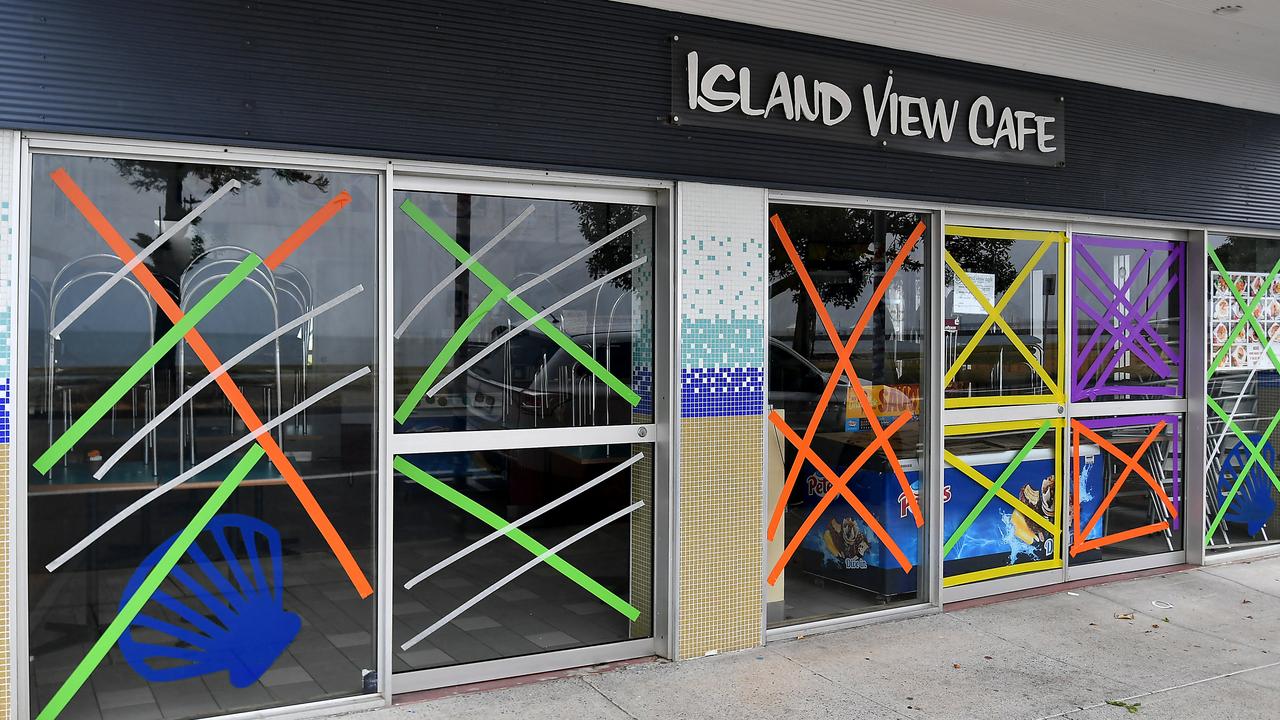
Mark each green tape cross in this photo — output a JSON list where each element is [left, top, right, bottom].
[[394, 456, 640, 621], [1205, 395, 1280, 542], [1204, 249, 1280, 544], [34, 254, 264, 473], [395, 290, 502, 423], [943, 420, 1053, 558], [36, 445, 265, 720], [395, 199, 639, 424], [1206, 250, 1280, 381]]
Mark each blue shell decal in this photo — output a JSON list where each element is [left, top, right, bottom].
[[118, 514, 301, 687], [1218, 435, 1276, 537]]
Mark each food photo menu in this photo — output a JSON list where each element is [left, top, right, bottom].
[[1211, 271, 1280, 371]]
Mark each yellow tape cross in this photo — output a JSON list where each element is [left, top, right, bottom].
[[943, 450, 1057, 537], [944, 243, 1061, 399]]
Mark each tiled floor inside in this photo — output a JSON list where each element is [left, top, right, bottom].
[[29, 518, 642, 720]]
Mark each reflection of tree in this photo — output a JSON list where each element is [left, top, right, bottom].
[[572, 201, 640, 290], [769, 206, 1016, 364], [112, 161, 329, 287], [1213, 236, 1279, 271], [770, 206, 923, 360], [942, 235, 1018, 291], [109, 160, 330, 370]]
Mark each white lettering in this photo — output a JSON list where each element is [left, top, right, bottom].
[[686, 51, 699, 111], [862, 75, 894, 137], [764, 72, 794, 120], [920, 98, 958, 141], [968, 96, 995, 146], [698, 63, 738, 112], [793, 75, 820, 121], [1014, 110, 1037, 150], [738, 67, 764, 116], [898, 95, 922, 137], [688, 56, 1056, 157], [818, 81, 851, 126], [993, 106, 1018, 149], [1035, 115, 1058, 152]]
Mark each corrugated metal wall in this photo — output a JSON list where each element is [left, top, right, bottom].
[[3, 0, 1279, 228]]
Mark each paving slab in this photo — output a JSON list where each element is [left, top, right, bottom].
[[338, 559, 1280, 720], [355, 677, 629, 720], [1202, 560, 1280, 599], [587, 649, 912, 720], [1084, 568, 1280, 653], [771, 612, 1135, 720], [1060, 670, 1280, 720], [953, 586, 1272, 690]]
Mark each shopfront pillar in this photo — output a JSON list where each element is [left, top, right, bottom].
[[674, 183, 767, 658]]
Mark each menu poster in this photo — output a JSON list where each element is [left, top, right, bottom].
[[1211, 271, 1280, 371]]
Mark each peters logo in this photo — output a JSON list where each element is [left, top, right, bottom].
[[806, 473, 833, 497], [898, 485, 951, 518]]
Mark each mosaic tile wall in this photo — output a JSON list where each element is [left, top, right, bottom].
[[0, 129, 15, 718], [676, 183, 766, 659]]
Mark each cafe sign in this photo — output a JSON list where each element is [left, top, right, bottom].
[[671, 34, 1066, 167]]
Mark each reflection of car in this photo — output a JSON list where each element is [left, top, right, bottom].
[[461, 330, 908, 431], [768, 340, 848, 432]]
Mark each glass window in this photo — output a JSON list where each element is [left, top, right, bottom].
[[1206, 234, 1280, 553], [1070, 416, 1183, 565], [391, 444, 653, 669], [766, 203, 928, 628], [943, 422, 1062, 586], [944, 227, 1064, 406], [392, 192, 654, 433], [27, 154, 378, 719], [1072, 234, 1185, 402]]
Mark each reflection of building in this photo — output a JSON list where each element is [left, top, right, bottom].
[[2, 2, 1280, 719]]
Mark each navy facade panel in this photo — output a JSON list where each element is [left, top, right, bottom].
[[2, 0, 1279, 228]]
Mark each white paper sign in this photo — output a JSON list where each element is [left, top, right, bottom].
[[953, 272, 996, 314]]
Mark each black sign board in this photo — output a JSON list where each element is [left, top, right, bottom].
[[671, 34, 1066, 167]]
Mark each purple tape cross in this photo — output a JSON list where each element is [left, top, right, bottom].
[[1072, 234, 1185, 402]]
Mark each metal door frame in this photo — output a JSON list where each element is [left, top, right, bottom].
[[761, 190, 945, 641], [941, 212, 1195, 602], [385, 168, 676, 693], [1061, 222, 1193, 582], [14, 134, 391, 720]]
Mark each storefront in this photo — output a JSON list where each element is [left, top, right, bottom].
[[2, 1, 1279, 719]]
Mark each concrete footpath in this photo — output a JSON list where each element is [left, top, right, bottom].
[[344, 558, 1280, 720]]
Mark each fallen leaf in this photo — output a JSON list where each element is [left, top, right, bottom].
[[1152, 624, 1160, 629], [953, 663, 961, 669], [1106, 699, 1142, 714], [983, 655, 993, 660]]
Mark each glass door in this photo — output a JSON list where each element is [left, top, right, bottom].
[[763, 201, 933, 631], [1203, 233, 1277, 556], [23, 149, 381, 720], [941, 219, 1068, 597], [387, 176, 665, 691], [1066, 229, 1187, 579]]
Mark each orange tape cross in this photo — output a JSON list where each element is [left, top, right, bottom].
[[50, 169, 373, 598], [1070, 420, 1176, 557], [765, 215, 926, 583]]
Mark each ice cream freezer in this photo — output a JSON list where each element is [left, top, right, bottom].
[[776, 432, 1100, 598]]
